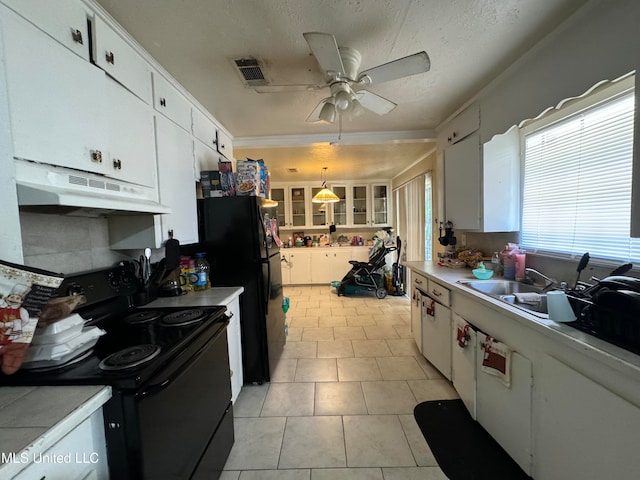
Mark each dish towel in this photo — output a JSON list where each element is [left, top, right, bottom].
[[481, 335, 512, 388]]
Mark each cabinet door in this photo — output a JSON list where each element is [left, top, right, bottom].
[[194, 138, 219, 180], [451, 314, 476, 419], [444, 103, 479, 145], [281, 253, 292, 285], [216, 129, 233, 160], [2, 0, 90, 61], [476, 337, 532, 475], [271, 188, 287, 228], [330, 185, 348, 226], [422, 301, 452, 380], [1, 5, 108, 174], [371, 183, 390, 226], [151, 72, 192, 131], [225, 297, 243, 403], [155, 115, 198, 245], [310, 187, 330, 227], [289, 187, 308, 228], [288, 250, 312, 284], [351, 184, 369, 226], [411, 287, 423, 353], [92, 16, 151, 104], [105, 77, 156, 187], [192, 107, 217, 148], [444, 133, 481, 230], [537, 355, 640, 480]]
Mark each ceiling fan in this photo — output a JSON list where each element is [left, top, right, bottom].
[[254, 32, 431, 123]]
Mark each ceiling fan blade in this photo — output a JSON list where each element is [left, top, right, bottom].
[[303, 32, 345, 76], [358, 51, 430, 85], [355, 90, 397, 115], [253, 84, 325, 93]]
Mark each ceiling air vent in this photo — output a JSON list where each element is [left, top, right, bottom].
[[233, 58, 268, 87]]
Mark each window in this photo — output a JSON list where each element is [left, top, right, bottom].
[[521, 79, 639, 262]]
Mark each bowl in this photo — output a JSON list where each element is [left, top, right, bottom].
[[472, 268, 494, 280]]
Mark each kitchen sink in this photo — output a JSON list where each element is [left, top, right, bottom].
[[458, 280, 549, 318]]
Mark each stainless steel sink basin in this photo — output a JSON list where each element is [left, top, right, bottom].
[[458, 280, 549, 318]]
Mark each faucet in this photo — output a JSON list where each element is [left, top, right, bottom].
[[524, 268, 566, 292]]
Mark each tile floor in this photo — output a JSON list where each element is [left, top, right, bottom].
[[221, 285, 459, 480]]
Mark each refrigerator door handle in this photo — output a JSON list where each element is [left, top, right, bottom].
[[265, 259, 271, 315]]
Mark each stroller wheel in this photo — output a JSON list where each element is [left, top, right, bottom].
[[337, 285, 346, 296], [375, 287, 387, 299]]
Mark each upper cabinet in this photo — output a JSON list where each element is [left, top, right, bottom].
[[192, 107, 234, 177], [272, 181, 391, 230], [442, 103, 480, 146], [0, 3, 109, 176], [153, 72, 192, 132], [91, 15, 152, 104], [442, 105, 519, 232], [1, 0, 90, 61]]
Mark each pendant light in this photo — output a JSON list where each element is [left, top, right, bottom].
[[312, 167, 340, 204]]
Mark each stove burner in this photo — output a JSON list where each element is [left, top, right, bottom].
[[124, 310, 162, 325], [99, 344, 161, 371], [160, 309, 207, 327]]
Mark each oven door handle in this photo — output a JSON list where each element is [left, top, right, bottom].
[[136, 318, 229, 400]]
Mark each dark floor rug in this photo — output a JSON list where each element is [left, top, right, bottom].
[[414, 399, 532, 480]]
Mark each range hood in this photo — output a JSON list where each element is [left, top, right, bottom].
[[15, 160, 171, 216]]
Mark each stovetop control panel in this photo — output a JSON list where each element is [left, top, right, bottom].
[[57, 263, 138, 306]]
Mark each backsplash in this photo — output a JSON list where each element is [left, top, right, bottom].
[[19, 212, 129, 274]]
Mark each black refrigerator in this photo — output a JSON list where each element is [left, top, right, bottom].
[[198, 196, 285, 384]]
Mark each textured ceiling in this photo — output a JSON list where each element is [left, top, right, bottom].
[[94, 0, 588, 181]]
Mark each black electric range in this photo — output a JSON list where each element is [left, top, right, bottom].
[[0, 264, 234, 480]]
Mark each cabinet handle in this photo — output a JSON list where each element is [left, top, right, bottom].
[[91, 150, 103, 163], [415, 279, 423, 284], [160, 97, 167, 107], [447, 136, 452, 143], [113, 159, 122, 170], [71, 28, 83, 44], [105, 51, 115, 64], [431, 289, 442, 297]]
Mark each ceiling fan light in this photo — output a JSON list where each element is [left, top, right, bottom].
[[318, 101, 336, 123], [351, 99, 365, 117], [334, 90, 352, 112], [312, 188, 340, 203]]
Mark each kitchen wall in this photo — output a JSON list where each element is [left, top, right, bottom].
[[19, 212, 129, 274]]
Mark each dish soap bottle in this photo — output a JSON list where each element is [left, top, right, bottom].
[[491, 252, 501, 275]]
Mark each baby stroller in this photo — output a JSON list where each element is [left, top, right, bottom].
[[332, 240, 397, 299]]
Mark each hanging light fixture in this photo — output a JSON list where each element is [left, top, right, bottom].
[[312, 167, 340, 204]]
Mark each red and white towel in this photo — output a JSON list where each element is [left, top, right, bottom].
[[481, 335, 512, 388]]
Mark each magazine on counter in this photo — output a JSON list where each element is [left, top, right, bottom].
[[0, 260, 64, 374]]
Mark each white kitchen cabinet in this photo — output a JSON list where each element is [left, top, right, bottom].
[[1, 5, 109, 175], [537, 355, 640, 480], [330, 185, 348, 226], [194, 138, 220, 180], [151, 71, 192, 132], [451, 314, 477, 419], [350, 183, 392, 227], [1, 0, 90, 61], [91, 15, 152, 104], [310, 186, 332, 227], [286, 250, 313, 284], [476, 335, 532, 475], [13, 408, 109, 480], [154, 114, 198, 245], [310, 249, 351, 284], [410, 271, 429, 353], [289, 186, 309, 228], [421, 279, 452, 380], [271, 187, 287, 228], [215, 128, 233, 161], [105, 76, 157, 188], [225, 295, 243, 404], [441, 103, 479, 146], [442, 113, 519, 232], [192, 105, 233, 162]]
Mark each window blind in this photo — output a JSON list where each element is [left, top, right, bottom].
[[521, 90, 639, 262]]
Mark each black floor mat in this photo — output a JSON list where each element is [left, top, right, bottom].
[[413, 399, 532, 480]]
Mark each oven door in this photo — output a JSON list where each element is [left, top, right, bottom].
[[132, 323, 232, 479]]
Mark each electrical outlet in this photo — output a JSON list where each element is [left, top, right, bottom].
[[460, 234, 467, 246]]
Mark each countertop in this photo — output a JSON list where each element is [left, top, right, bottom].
[[147, 286, 244, 308], [0, 385, 111, 479], [404, 261, 640, 377]]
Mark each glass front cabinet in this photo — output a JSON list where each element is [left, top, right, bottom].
[[270, 182, 391, 229]]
